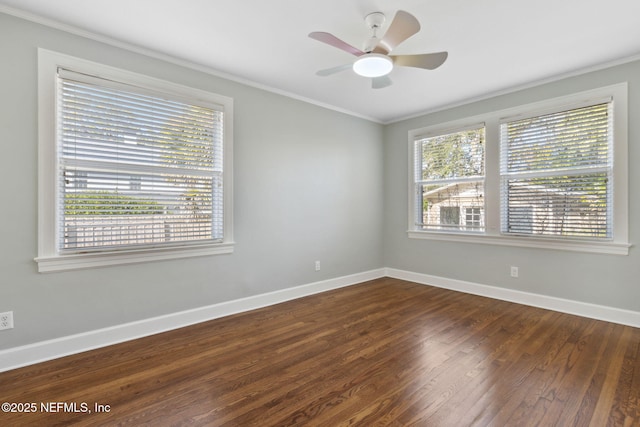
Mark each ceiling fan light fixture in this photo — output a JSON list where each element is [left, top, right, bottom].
[[352, 53, 393, 77]]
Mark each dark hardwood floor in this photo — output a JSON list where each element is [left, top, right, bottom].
[[1, 277, 639, 426]]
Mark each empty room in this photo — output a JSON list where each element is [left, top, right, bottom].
[[0, 1, 639, 425]]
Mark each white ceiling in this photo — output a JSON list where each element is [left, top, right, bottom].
[[2, 0, 640, 123]]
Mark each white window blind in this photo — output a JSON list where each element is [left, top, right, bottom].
[[500, 102, 612, 239], [414, 126, 485, 232], [57, 69, 224, 252]]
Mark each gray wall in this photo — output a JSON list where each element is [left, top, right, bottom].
[[0, 13, 384, 350], [1, 10, 638, 353], [383, 60, 640, 311]]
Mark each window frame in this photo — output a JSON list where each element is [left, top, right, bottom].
[[408, 83, 629, 255], [36, 49, 234, 272], [412, 124, 486, 233], [499, 102, 613, 240]]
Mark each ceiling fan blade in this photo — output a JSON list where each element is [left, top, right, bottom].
[[316, 63, 353, 76], [372, 75, 392, 89], [391, 52, 448, 70], [374, 10, 420, 54], [309, 32, 365, 57]]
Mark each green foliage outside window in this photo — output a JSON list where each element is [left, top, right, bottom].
[[65, 191, 164, 216]]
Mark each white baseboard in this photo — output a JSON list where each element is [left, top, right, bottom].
[[385, 268, 640, 328], [0, 268, 385, 373], [3, 267, 638, 373]]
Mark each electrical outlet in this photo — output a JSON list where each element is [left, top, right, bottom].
[[0, 311, 13, 330], [510, 266, 519, 278], [315, 261, 321, 271]]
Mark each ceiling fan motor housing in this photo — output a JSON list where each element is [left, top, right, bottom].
[[364, 12, 386, 30], [363, 12, 386, 52]]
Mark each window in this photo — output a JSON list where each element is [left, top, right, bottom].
[[409, 83, 629, 255], [36, 50, 234, 272], [69, 170, 88, 189], [129, 175, 142, 191], [440, 206, 461, 226], [413, 126, 485, 232], [465, 207, 482, 228], [501, 103, 612, 239]]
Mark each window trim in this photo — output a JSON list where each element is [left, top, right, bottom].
[[36, 49, 234, 272], [412, 123, 486, 233], [408, 83, 629, 255]]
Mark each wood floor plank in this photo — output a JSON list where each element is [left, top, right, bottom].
[[589, 326, 635, 426], [1, 277, 639, 426]]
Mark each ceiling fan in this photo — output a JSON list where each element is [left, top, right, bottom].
[[309, 10, 448, 89]]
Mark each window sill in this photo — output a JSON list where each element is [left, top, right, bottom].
[[35, 242, 234, 273], [407, 231, 630, 255]]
